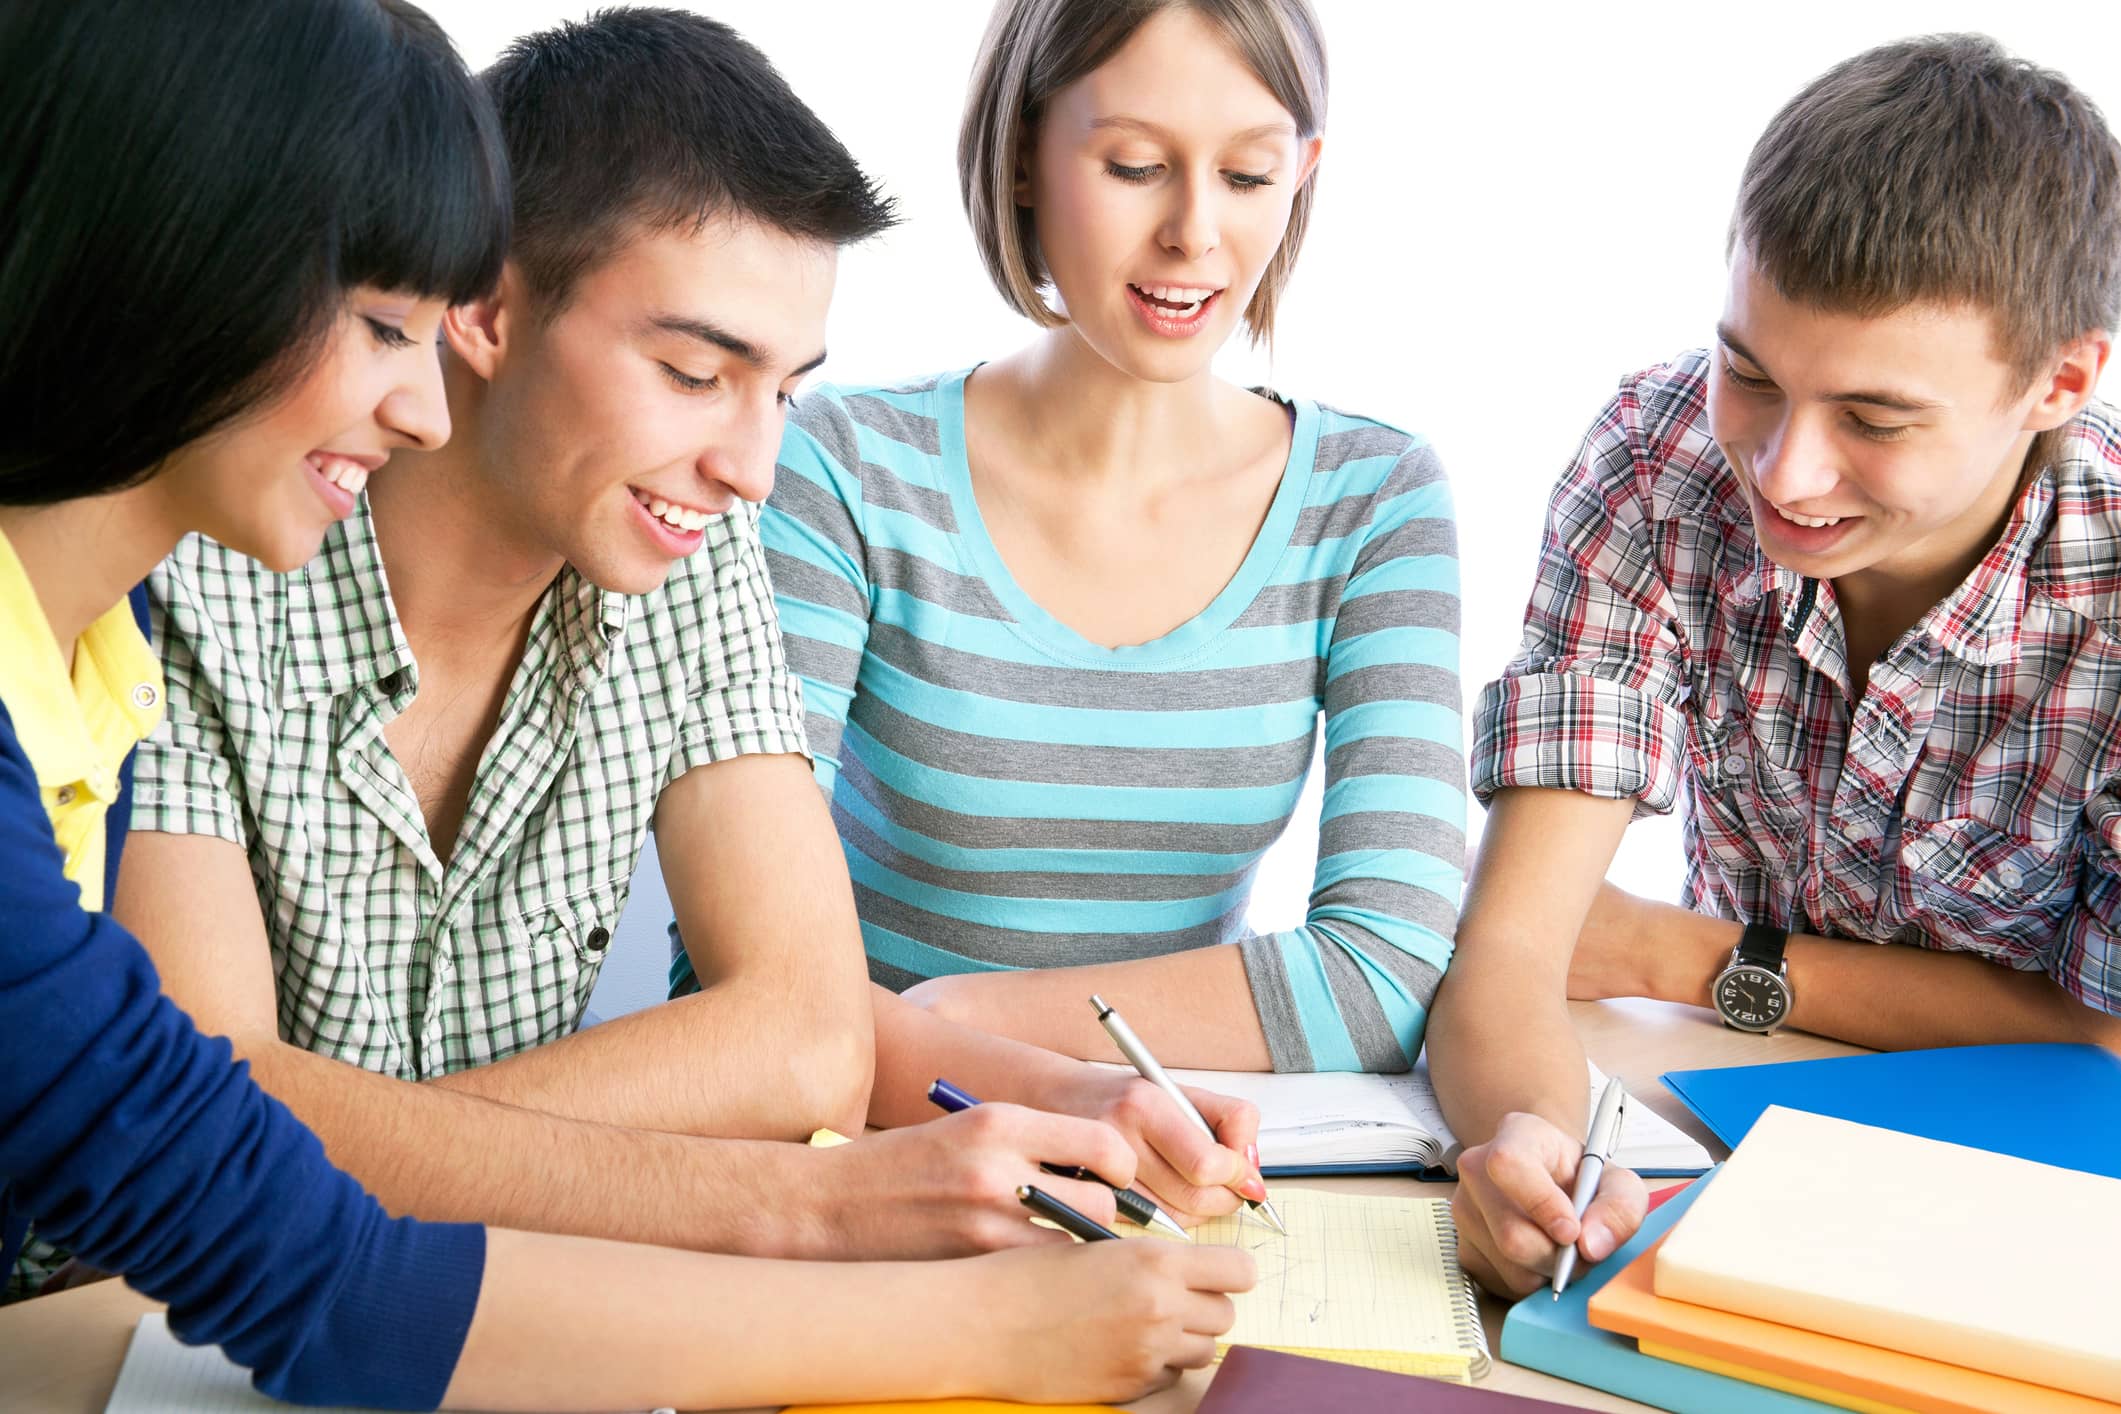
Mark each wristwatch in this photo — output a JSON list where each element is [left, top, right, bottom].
[[1711, 922, 1793, 1033]]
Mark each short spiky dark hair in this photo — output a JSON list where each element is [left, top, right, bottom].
[[482, 6, 897, 311], [1735, 34, 2121, 387]]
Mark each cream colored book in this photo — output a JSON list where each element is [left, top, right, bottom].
[[1655, 1105, 2121, 1404]]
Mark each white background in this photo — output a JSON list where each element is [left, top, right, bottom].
[[414, 2, 2121, 1019]]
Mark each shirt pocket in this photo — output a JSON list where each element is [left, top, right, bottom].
[[1684, 700, 1809, 885], [478, 880, 631, 1058], [1896, 816, 2078, 959]]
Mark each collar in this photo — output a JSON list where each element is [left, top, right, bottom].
[[1722, 474, 2053, 671], [0, 524, 164, 793], [280, 497, 417, 705], [279, 495, 631, 706]]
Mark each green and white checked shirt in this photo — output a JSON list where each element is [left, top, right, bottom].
[[133, 498, 807, 1079]]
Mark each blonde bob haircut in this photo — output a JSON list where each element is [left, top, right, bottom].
[[959, 0, 1327, 346]]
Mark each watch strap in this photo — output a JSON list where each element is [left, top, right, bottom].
[[1736, 921, 1790, 971]]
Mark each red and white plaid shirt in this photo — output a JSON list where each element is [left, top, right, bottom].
[[1473, 351, 2121, 1015]]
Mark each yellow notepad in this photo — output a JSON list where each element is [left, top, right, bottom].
[[1144, 1187, 1491, 1382]]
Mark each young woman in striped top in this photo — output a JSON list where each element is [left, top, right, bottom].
[[709, 0, 1465, 1083]]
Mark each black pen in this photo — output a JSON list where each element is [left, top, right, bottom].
[[928, 1078, 1190, 1240], [1017, 1183, 1122, 1242]]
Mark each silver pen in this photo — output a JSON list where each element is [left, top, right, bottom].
[[1551, 1076, 1627, 1299], [1090, 994, 1286, 1235]]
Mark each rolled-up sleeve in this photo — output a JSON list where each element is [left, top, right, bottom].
[[2047, 783, 2121, 1015], [1472, 386, 1692, 816]]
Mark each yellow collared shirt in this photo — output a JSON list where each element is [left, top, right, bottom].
[[0, 524, 164, 911]]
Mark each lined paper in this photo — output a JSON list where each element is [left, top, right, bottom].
[[1159, 1188, 1491, 1380]]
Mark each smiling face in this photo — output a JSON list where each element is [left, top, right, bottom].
[[152, 289, 452, 572], [467, 216, 836, 596], [1023, 6, 1318, 383], [1707, 242, 2086, 598]]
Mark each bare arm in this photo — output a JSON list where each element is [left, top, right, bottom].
[[432, 753, 874, 1139], [111, 829, 834, 1254], [902, 945, 1271, 1070], [446, 1229, 1253, 1412], [1428, 787, 1648, 1298], [114, 829, 1195, 1262], [1428, 787, 1636, 1145], [1573, 884, 2121, 1053]]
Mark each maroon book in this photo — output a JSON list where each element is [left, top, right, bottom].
[[1197, 1347, 1590, 1413]]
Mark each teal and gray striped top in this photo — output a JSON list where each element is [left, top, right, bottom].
[[694, 370, 1465, 1071]]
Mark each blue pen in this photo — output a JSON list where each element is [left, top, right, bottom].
[[928, 1078, 1190, 1240]]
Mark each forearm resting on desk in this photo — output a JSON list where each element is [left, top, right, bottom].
[[901, 944, 1273, 1071], [1584, 887, 2121, 1053], [239, 1040, 823, 1256], [447, 1230, 1250, 1411], [428, 973, 870, 1141]]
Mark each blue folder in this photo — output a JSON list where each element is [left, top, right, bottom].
[[1499, 1172, 1836, 1413], [1661, 1042, 2121, 1179]]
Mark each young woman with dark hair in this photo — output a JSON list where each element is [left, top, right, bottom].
[[0, 2, 1244, 1408]]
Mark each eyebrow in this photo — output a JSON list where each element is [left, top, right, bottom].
[[1087, 115, 1297, 146], [644, 314, 828, 378], [1716, 325, 1946, 413]]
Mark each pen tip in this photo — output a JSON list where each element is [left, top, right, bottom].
[[1551, 1290, 1560, 1301], [1258, 1200, 1287, 1236], [1152, 1211, 1190, 1241]]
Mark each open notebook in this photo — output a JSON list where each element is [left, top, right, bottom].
[[104, 1314, 672, 1414], [1143, 1187, 1492, 1382], [1157, 1062, 1713, 1177]]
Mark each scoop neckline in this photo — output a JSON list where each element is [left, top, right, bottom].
[[936, 367, 1320, 669]]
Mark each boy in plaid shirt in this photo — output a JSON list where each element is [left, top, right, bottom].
[[113, 9, 1262, 1268], [1430, 34, 2121, 1298]]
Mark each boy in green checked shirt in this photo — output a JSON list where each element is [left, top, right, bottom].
[[115, 8, 1266, 1264]]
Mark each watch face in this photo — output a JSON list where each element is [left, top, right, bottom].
[[1715, 964, 1790, 1032]]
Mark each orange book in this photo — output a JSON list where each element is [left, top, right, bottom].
[[1587, 1236, 2120, 1414]]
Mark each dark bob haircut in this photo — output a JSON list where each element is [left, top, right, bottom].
[[481, 6, 897, 314], [0, 0, 509, 506]]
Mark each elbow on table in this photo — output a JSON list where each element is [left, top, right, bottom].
[[778, 1008, 875, 1135]]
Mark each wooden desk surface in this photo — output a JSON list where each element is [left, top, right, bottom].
[[2, 999, 1861, 1414]]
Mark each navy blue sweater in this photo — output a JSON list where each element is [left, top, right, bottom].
[[0, 611, 485, 1407]]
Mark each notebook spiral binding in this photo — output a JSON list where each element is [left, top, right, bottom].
[[1435, 1205, 1495, 1379]]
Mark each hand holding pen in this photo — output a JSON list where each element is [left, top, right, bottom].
[[1552, 1076, 1627, 1298], [929, 1078, 1190, 1239], [1091, 995, 1286, 1234]]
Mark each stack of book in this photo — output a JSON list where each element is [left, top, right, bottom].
[[1506, 1103, 2121, 1413]]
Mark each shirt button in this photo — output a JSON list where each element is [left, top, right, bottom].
[[54, 785, 77, 806], [1995, 865, 2024, 891], [586, 926, 611, 953], [130, 683, 159, 710], [1722, 752, 1749, 780]]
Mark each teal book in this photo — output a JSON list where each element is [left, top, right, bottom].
[[1497, 1172, 1837, 1414]]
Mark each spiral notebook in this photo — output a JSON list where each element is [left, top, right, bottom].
[[1155, 1187, 1491, 1382]]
